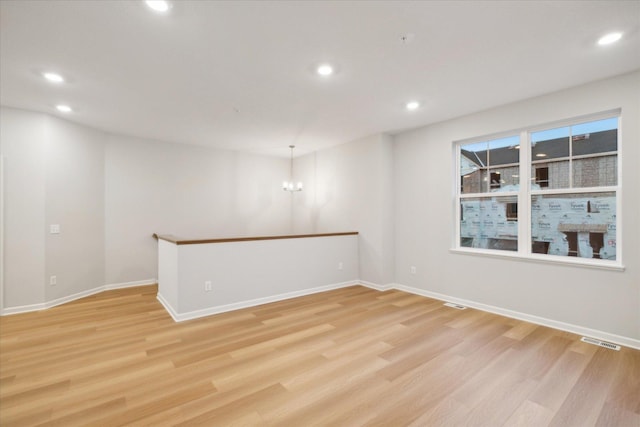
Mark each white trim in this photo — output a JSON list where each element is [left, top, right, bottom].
[[0, 279, 156, 316], [1, 301, 48, 316], [104, 278, 157, 290], [0, 156, 4, 313], [454, 111, 622, 268], [359, 280, 394, 291], [4, 276, 637, 350], [160, 280, 360, 322], [449, 248, 624, 271], [156, 292, 180, 322], [393, 283, 640, 351]]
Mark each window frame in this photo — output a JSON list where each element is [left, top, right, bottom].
[[452, 110, 623, 271]]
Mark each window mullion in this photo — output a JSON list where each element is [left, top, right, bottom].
[[519, 130, 531, 254], [454, 111, 620, 267]]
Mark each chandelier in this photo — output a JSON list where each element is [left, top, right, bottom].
[[282, 145, 303, 192]]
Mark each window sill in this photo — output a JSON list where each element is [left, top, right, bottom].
[[449, 248, 625, 272]]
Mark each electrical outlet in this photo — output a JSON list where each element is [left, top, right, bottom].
[[338, 262, 343, 270], [410, 266, 417, 274], [50, 224, 60, 234], [50, 275, 57, 286], [204, 281, 212, 291]]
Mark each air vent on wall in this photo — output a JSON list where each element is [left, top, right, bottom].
[[580, 336, 621, 351], [444, 302, 467, 310]]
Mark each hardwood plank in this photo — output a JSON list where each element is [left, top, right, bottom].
[[549, 347, 621, 427], [0, 284, 637, 426], [504, 399, 555, 427]]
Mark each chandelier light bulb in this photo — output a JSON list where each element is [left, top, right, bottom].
[[283, 145, 303, 192], [317, 64, 334, 76]]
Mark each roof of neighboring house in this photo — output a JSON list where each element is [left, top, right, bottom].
[[461, 129, 617, 167]]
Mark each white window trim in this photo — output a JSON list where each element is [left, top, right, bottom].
[[452, 109, 624, 271]]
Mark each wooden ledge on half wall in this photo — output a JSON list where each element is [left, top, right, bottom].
[[152, 231, 359, 245]]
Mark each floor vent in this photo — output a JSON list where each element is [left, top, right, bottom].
[[444, 302, 467, 310], [580, 337, 621, 351]]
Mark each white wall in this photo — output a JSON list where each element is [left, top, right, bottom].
[[393, 71, 640, 340], [292, 133, 395, 286], [0, 108, 106, 308], [104, 135, 292, 285], [44, 115, 105, 301], [1, 108, 47, 307], [3, 71, 638, 344], [157, 234, 359, 319], [1, 107, 293, 310]]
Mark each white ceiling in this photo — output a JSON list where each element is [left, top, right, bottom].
[[1, 1, 639, 157]]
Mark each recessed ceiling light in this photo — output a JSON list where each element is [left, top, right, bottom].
[[536, 153, 547, 157], [56, 105, 72, 113], [597, 32, 622, 46], [43, 72, 64, 83], [145, 0, 171, 13], [406, 101, 420, 111], [316, 64, 334, 76]]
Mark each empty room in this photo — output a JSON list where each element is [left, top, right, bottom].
[[1, 1, 639, 426]]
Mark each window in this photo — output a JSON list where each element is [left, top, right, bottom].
[[455, 112, 620, 267], [459, 135, 519, 252], [490, 172, 502, 190], [535, 167, 549, 187], [506, 203, 518, 221]]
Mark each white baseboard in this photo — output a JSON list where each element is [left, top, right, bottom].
[[393, 283, 640, 351], [160, 280, 360, 322], [156, 292, 180, 322], [4, 277, 638, 351], [359, 280, 394, 291], [1, 301, 48, 316], [104, 279, 157, 290], [1, 279, 156, 316]]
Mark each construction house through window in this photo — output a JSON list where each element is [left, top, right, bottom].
[[457, 114, 619, 264], [535, 167, 549, 188]]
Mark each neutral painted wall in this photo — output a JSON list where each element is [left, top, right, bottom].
[[44, 114, 105, 301], [3, 71, 638, 344], [393, 71, 640, 340], [1, 107, 293, 309], [0, 108, 106, 308], [104, 134, 292, 285], [292, 133, 395, 286], [158, 234, 358, 318], [1, 108, 47, 307]]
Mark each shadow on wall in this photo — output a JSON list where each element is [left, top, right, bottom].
[[297, 151, 336, 233], [221, 151, 287, 237]]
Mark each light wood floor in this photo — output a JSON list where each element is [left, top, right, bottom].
[[0, 285, 638, 426]]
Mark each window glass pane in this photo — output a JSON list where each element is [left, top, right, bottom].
[[531, 119, 618, 190], [460, 136, 519, 194], [572, 154, 617, 188], [530, 126, 570, 190], [531, 192, 616, 260], [531, 162, 570, 189], [571, 118, 617, 156], [460, 196, 518, 251], [571, 118, 618, 188], [531, 126, 570, 160]]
